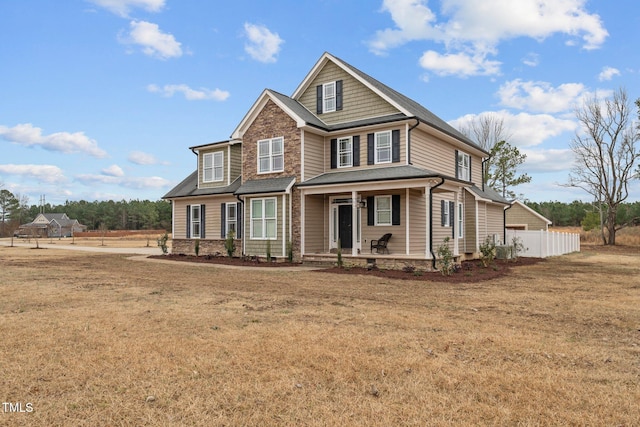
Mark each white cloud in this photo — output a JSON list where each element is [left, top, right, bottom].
[[521, 148, 575, 173], [0, 164, 66, 184], [76, 173, 170, 189], [87, 0, 164, 17], [0, 123, 107, 158], [370, 0, 608, 77], [147, 84, 229, 101], [121, 20, 182, 60], [243, 23, 283, 63], [102, 164, 125, 177], [497, 79, 592, 113], [419, 50, 500, 77], [128, 150, 157, 165], [598, 66, 621, 81], [522, 52, 540, 67]]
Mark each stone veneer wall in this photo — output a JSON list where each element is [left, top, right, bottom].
[[242, 99, 303, 261], [172, 239, 242, 256]]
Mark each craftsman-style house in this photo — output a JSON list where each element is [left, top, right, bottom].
[[163, 52, 509, 268]]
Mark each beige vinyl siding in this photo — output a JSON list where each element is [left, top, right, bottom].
[[410, 129, 455, 176], [506, 203, 548, 230], [463, 190, 477, 253], [361, 191, 406, 255], [173, 199, 189, 239], [303, 131, 325, 180], [230, 144, 242, 180], [471, 153, 483, 185], [298, 62, 400, 126], [486, 204, 504, 243], [408, 189, 426, 255], [198, 147, 228, 189], [323, 128, 406, 173], [304, 194, 325, 253], [432, 193, 455, 252], [244, 195, 288, 258]]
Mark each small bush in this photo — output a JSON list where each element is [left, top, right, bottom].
[[225, 230, 236, 257], [157, 233, 169, 255], [266, 239, 272, 262], [194, 239, 200, 257], [479, 236, 496, 267], [336, 239, 343, 268], [436, 237, 455, 276], [287, 240, 293, 263]]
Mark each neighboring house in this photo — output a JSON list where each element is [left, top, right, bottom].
[[506, 200, 552, 231], [164, 52, 509, 268], [17, 213, 87, 238]]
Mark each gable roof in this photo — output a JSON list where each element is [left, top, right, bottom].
[[510, 200, 552, 225], [467, 185, 510, 205], [235, 176, 296, 195], [163, 171, 241, 199]]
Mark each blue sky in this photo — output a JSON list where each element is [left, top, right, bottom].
[[1, 0, 639, 205]]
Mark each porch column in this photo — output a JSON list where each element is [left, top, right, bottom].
[[300, 190, 306, 256], [405, 188, 410, 255], [425, 185, 432, 259], [454, 189, 460, 256], [351, 190, 358, 257]]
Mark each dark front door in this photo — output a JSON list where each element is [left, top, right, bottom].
[[338, 205, 352, 249]]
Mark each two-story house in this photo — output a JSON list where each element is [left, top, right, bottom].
[[163, 52, 509, 268]]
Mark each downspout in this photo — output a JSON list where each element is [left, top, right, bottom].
[[235, 194, 244, 256], [407, 118, 420, 165], [430, 177, 445, 270], [503, 202, 513, 245]]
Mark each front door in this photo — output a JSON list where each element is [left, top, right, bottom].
[[338, 205, 352, 249]]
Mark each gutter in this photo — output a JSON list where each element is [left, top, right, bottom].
[[407, 118, 420, 165], [429, 177, 446, 270]]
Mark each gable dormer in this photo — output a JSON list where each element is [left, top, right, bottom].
[[293, 55, 401, 126], [191, 140, 242, 189]]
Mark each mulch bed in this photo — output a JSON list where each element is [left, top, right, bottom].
[[149, 253, 544, 283]]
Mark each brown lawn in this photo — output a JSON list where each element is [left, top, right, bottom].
[[0, 241, 638, 426]]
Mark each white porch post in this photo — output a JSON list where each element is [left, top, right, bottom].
[[405, 188, 410, 255], [300, 190, 306, 256], [425, 185, 432, 259], [454, 189, 460, 256], [351, 190, 358, 257]]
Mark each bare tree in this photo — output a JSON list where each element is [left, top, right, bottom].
[[567, 88, 640, 245], [459, 113, 512, 184]]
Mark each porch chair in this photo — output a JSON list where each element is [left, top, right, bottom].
[[371, 233, 392, 254]]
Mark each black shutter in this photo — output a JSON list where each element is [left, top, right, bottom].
[[367, 196, 375, 226], [450, 202, 455, 237], [392, 130, 400, 163], [392, 195, 401, 226], [200, 204, 206, 238], [330, 139, 337, 169], [221, 203, 226, 238], [440, 200, 445, 227], [186, 205, 191, 238], [455, 150, 459, 179], [367, 133, 374, 165], [468, 157, 472, 182], [336, 80, 343, 111], [353, 135, 360, 166], [316, 85, 323, 114], [237, 202, 243, 239]]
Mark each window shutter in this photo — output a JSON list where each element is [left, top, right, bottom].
[[186, 205, 191, 238], [316, 85, 323, 114], [330, 139, 337, 169], [454, 150, 459, 179], [468, 157, 472, 182], [221, 203, 226, 238], [450, 202, 455, 236], [367, 133, 374, 165], [392, 130, 400, 163], [237, 202, 243, 239], [367, 196, 375, 226], [440, 200, 445, 227], [392, 195, 401, 226], [336, 80, 343, 111], [200, 204, 206, 239], [353, 135, 360, 167]]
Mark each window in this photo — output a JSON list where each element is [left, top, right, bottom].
[[258, 137, 284, 173], [251, 198, 277, 239], [375, 196, 392, 226], [203, 152, 224, 182], [457, 152, 471, 181], [441, 200, 455, 227], [191, 205, 201, 238], [375, 131, 391, 164], [338, 137, 352, 168], [226, 203, 237, 237], [323, 82, 336, 113], [458, 203, 463, 238]]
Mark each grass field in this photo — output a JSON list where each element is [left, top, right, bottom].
[[0, 239, 639, 426]]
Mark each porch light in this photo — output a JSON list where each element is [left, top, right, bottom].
[[358, 199, 367, 208]]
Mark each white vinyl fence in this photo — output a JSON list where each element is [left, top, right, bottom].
[[506, 229, 580, 258]]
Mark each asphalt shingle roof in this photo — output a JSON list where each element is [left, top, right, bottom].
[[298, 165, 441, 187], [163, 172, 241, 199], [234, 176, 296, 195]]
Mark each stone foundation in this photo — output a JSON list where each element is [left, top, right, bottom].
[[172, 239, 242, 256]]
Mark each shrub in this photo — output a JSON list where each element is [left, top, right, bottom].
[[287, 240, 293, 263], [436, 237, 455, 276], [479, 236, 496, 267], [157, 233, 169, 255], [511, 236, 526, 260], [336, 239, 343, 268], [225, 230, 236, 257], [194, 239, 200, 257], [266, 239, 272, 262]]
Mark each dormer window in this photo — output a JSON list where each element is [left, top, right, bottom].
[[316, 80, 343, 114], [203, 151, 224, 182]]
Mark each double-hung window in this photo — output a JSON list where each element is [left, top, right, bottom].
[[375, 131, 392, 164], [338, 137, 352, 168], [457, 152, 471, 181], [226, 203, 237, 237], [458, 203, 464, 238], [258, 137, 284, 174], [323, 82, 336, 113], [203, 152, 224, 182], [191, 205, 201, 238], [251, 198, 277, 239], [375, 196, 392, 226]]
